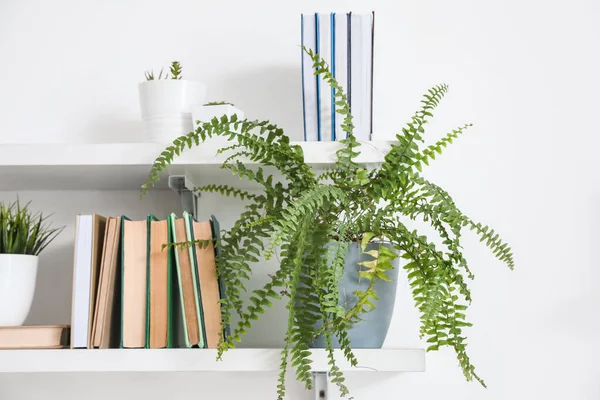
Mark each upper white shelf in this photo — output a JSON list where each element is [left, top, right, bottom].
[[0, 348, 424, 373], [0, 141, 394, 190]]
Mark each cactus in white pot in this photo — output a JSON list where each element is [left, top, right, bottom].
[[0, 200, 64, 325], [138, 61, 207, 143]]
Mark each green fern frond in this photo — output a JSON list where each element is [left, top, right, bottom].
[[466, 219, 515, 269], [193, 184, 258, 201], [412, 124, 472, 172], [265, 185, 347, 260]]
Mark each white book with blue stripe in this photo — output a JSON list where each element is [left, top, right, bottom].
[[333, 12, 350, 140], [301, 14, 319, 141], [316, 13, 335, 141]]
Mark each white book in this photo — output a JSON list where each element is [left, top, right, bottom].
[[334, 12, 349, 140], [71, 215, 93, 349], [349, 12, 374, 141], [301, 13, 319, 141], [317, 13, 334, 141], [364, 12, 374, 140]]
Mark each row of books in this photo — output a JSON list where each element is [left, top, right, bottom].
[[71, 212, 225, 349], [301, 11, 375, 142]]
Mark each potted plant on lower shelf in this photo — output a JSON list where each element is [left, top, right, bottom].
[[0, 200, 64, 326], [142, 49, 514, 399]]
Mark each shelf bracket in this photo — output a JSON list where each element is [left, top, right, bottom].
[[313, 372, 329, 400], [168, 175, 200, 218]]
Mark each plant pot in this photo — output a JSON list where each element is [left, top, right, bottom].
[[0, 254, 39, 326], [138, 80, 207, 143], [311, 242, 399, 348]]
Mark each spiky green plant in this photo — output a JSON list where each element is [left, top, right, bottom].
[[170, 61, 182, 80], [144, 61, 182, 81], [0, 199, 64, 256], [142, 48, 514, 399]]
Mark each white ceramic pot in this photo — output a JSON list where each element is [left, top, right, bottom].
[[0, 254, 39, 326], [138, 80, 207, 143]]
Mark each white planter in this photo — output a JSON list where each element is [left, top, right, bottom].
[[138, 80, 207, 143], [0, 254, 38, 326]]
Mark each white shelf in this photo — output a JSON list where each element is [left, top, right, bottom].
[[0, 348, 425, 373], [0, 141, 394, 190]]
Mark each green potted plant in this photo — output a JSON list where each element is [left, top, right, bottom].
[[0, 199, 64, 325], [139, 61, 207, 143], [142, 49, 514, 399]]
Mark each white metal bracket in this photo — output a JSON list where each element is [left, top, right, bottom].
[[168, 175, 200, 218], [313, 372, 329, 400]]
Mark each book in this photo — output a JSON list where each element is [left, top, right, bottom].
[[147, 215, 174, 349], [334, 12, 350, 140], [120, 217, 148, 348], [316, 12, 335, 141], [210, 215, 230, 340], [301, 13, 319, 141], [349, 12, 374, 141], [170, 213, 202, 347], [184, 213, 207, 348], [190, 216, 222, 349], [91, 216, 122, 348], [71, 213, 106, 349], [0, 325, 70, 349]]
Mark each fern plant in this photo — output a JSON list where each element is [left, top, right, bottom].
[[142, 48, 514, 398]]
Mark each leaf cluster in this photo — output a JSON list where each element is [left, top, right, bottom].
[[145, 61, 183, 80], [142, 48, 514, 398], [204, 101, 235, 106], [0, 199, 64, 256]]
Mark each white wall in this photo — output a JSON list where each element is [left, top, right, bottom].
[[0, 0, 598, 398]]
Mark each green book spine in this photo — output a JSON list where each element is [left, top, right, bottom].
[[170, 214, 192, 348], [145, 215, 158, 349], [184, 211, 206, 348], [166, 217, 174, 348]]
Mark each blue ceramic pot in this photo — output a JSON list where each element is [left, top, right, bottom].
[[311, 242, 399, 348]]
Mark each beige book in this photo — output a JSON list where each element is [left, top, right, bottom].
[[121, 219, 148, 348], [148, 218, 170, 349], [173, 217, 200, 346], [92, 216, 121, 348], [0, 325, 70, 349], [192, 220, 222, 349]]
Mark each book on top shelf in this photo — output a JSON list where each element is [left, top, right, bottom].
[[300, 11, 375, 142]]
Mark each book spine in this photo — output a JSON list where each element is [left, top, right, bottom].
[[330, 12, 336, 141], [347, 12, 352, 139], [370, 10, 375, 140], [315, 13, 322, 141], [301, 14, 307, 141], [301, 13, 319, 141]]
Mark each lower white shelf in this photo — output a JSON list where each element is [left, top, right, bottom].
[[0, 348, 425, 373]]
